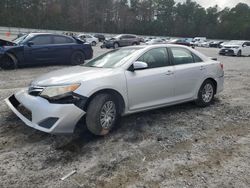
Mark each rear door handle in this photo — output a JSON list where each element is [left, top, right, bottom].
[[165, 70, 174, 75]]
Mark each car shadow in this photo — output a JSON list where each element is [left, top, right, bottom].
[[55, 98, 222, 152]]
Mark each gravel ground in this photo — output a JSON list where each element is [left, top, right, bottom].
[[0, 44, 250, 188]]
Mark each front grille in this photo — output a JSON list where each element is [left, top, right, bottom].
[[16, 104, 32, 121], [221, 49, 234, 53], [28, 86, 44, 96]]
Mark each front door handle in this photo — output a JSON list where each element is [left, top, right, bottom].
[[200, 66, 205, 70], [165, 70, 174, 75]]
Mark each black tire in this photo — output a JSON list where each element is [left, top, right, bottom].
[[0, 55, 16, 70], [91, 41, 97, 46], [132, 42, 137, 46], [113, 42, 119, 49], [237, 50, 242, 57], [86, 94, 119, 136], [195, 80, 215, 107], [70, 51, 85, 65]]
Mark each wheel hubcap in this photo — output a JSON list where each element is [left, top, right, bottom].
[[100, 101, 116, 129], [202, 83, 214, 103]]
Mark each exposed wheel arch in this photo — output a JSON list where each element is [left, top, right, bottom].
[[84, 89, 125, 115]]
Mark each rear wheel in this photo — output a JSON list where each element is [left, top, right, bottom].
[[196, 80, 215, 107], [70, 51, 85, 65], [86, 94, 119, 136], [0, 55, 16, 70]]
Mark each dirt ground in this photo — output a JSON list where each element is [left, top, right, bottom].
[[0, 45, 249, 188]]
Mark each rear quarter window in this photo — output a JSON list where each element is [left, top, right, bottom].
[[53, 36, 74, 44], [170, 47, 203, 65], [170, 47, 194, 65]]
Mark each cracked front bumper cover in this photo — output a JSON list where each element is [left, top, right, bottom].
[[5, 89, 86, 134]]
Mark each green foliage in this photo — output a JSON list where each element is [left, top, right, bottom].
[[0, 0, 249, 39]]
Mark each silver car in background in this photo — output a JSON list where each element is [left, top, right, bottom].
[[5, 45, 224, 135]]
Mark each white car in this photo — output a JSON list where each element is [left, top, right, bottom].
[[5, 45, 224, 136], [219, 40, 250, 56], [78, 34, 99, 46], [193, 37, 207, 47], [200, 41, 210, 48]]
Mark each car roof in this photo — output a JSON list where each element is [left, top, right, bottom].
[[28, 33, 71, 37], [122, 44, 192, 49]]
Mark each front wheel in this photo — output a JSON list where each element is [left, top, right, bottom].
[[91, 41, 97, 46], [195, 80, 215, 107], [237, 50, 242, 57], [70, 51, 85, 65], [0, 55, 17, 70], [86, 94, 119, 136], [113, 43, 119, 49]]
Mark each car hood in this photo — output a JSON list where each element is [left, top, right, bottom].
[[0, 39, 16, 47], [223, 44, 240, 48], [31, 66, 114, 86]]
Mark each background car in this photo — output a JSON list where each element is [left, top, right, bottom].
[[209, 41, 224, 48], [5, 45, 224, 136], [94, 34, 105, 42], [0, 33, 93, 69], [219, 40, 250, 56], [200, 41, 210, 48], [192, 37, 207, 46], [78, 34, 99, 46], [168, 38, 194, 48], [145, 38, 165, 45], [101, 34, 140, 49]]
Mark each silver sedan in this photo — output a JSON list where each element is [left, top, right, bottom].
[[5, 45, 224, 135]]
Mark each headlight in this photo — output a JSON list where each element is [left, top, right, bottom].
[[40, 83, 80, 99]]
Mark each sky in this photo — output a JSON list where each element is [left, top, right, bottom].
[[175, 0, 250, 8]]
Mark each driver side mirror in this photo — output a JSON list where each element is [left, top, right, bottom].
[[27, 41, 34, 47], [130, 61, 148, 71], [243, 44, 246, 47]]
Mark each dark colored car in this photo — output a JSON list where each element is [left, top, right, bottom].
[[168, 38, 195, 48], [101, 34, 140, 49], [94, 34, 105, 42], [0, 33, 93, 69], [209, 41, 224, 48]]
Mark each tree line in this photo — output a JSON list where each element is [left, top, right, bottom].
[[0, 0, 250, 40]]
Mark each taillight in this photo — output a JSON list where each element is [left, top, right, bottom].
[[220, 63, 224, 70]]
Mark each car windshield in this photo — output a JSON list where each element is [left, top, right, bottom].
[[12, 34, 28, 44], [13, 34, 34, 45], [83, 48, 142, 68]]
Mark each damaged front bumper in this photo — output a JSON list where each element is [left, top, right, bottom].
[[5, 89, 86, 134]]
